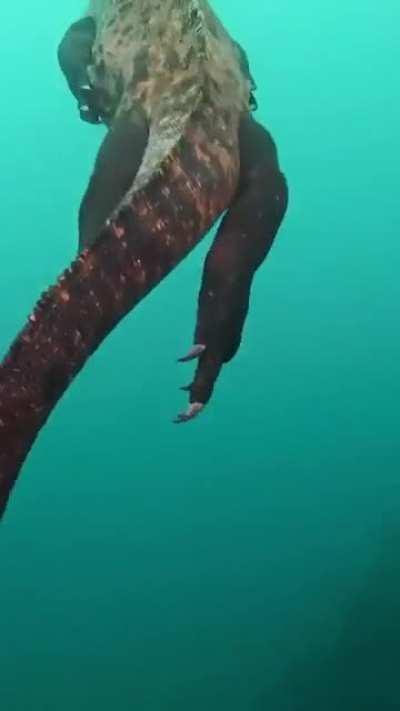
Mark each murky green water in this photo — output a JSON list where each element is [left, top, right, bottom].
[[1, 2, 399, 709]]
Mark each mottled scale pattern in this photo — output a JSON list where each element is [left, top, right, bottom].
[[86, 0, 251, 190]]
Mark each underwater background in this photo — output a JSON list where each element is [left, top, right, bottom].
[[1, 1, 399, 709]]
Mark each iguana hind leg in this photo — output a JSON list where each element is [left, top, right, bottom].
[[78, 111, 149, 251], [176, 115, 288, 422]]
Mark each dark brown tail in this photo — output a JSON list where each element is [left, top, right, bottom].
[[0, 107, 239, 519]]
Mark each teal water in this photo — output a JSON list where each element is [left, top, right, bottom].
[[1, 2, 399, 709]]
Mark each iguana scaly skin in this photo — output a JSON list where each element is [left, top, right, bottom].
[[0, 0, 251, 517]]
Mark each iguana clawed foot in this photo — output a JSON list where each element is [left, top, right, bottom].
[[58, 17, 102, 125], [175, 344, 210, 424], [78, 82, 101, 124], [176, 344, 226, 423]]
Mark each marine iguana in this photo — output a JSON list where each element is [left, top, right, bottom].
[[0, 0, 288, 519]]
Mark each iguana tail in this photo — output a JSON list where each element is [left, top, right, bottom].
[[0, 103, 240, 519]]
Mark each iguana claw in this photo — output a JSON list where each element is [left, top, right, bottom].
[[173, 402, 204, 424]]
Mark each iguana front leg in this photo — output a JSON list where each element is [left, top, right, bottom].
[[176, 114, 288, 422], [57, 16, 101, 124], [58, 16, 149, 251]]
